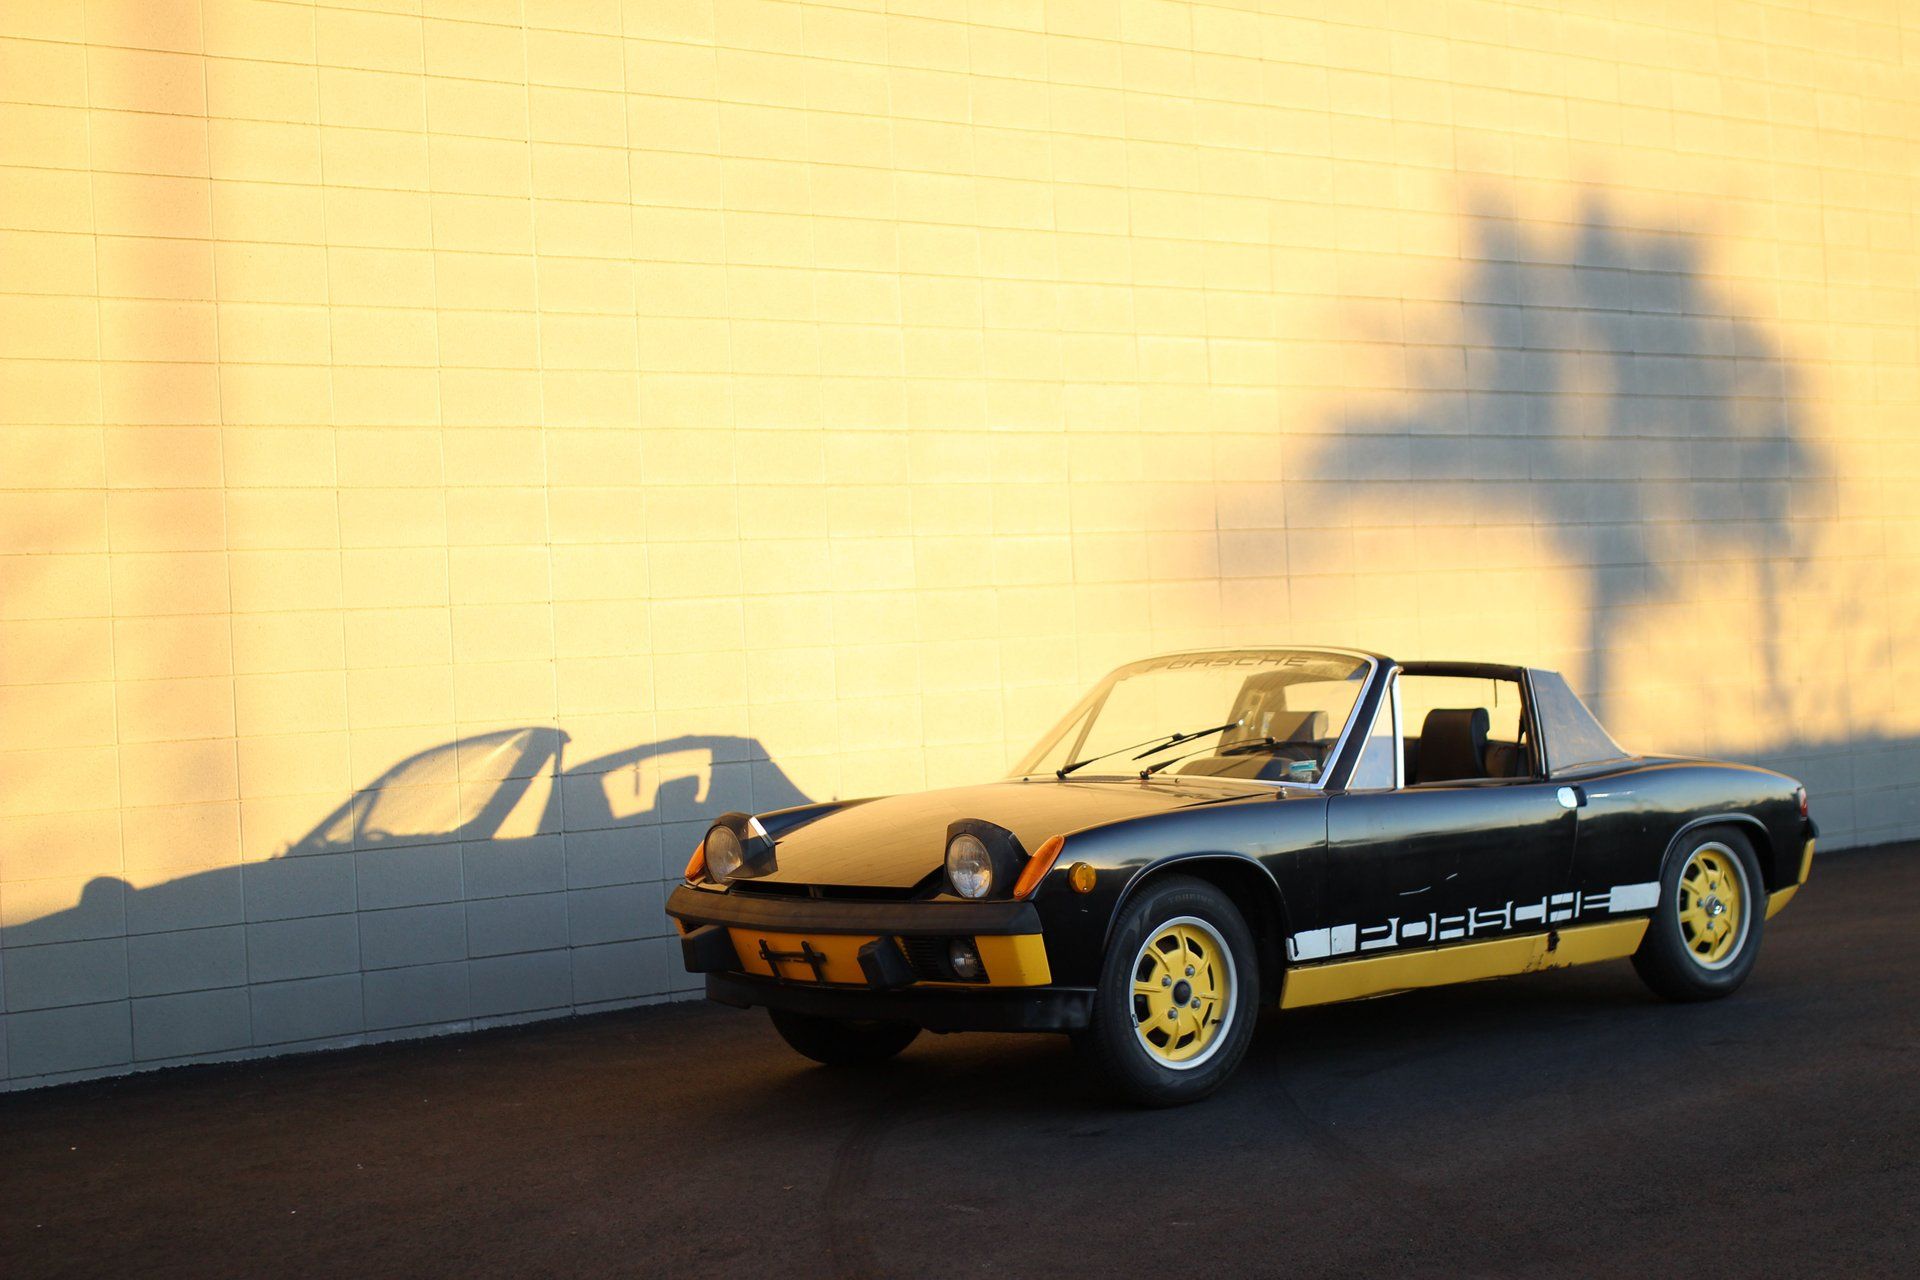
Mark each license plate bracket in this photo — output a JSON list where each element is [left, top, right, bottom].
[[757, 936, 831, 983]]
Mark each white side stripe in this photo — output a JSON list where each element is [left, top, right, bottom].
[[1292, 880, 1663, 961], [1609, 881, 1660, 912], [1287, 928, 1331, 962]]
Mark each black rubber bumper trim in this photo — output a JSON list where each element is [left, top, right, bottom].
[[679, 924, 740, 974], [706, 972, 1095, 1032], [666, 882, 1042, 937], [857, 937, 915, 990]]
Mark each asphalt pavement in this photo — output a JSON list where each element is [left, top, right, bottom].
[[3, 845, 1915, 1279]]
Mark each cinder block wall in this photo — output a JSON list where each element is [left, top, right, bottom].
[[2, 0, 1916, 1088]]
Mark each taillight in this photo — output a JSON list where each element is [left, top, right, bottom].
[[1795, 786, 1809, 818]]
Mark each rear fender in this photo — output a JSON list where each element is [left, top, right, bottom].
[[1657, 812, 1776, 890]]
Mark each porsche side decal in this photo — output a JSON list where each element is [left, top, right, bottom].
[[1286, 881, 1662, 963], [1279, 918, 1652, 1010]]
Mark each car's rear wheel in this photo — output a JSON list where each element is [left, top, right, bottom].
[[1081, 875, 1259, 1107], [766, 1009, 920, 1066], [1632, 826, 1766, 1001]]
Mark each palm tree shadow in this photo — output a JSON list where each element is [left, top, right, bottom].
[[1302, 188, 1825, 721]]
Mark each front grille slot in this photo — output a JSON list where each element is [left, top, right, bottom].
[[899, 936, 948, 980], [898, 935, 984, 983], [727, 880, 921, 902], [723, 880, 809, 897]]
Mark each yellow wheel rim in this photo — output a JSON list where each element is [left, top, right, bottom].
[[1677, 843, 1748, 970], [1130, 916, 1235, 1070]]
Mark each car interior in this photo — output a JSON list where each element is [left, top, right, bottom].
[[1400, 674, 1533, 784], [1162, 668, 1537, 788], [1172, 670, 1346, 782]]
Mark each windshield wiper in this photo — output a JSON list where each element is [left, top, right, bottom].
[[1055, 731, 1184, 779], [1140, 736, 1315, 780], [1134, 720, 1242, 761], [1139, 742, 1226, 778], [1136, 729, 1320, 782], [1054, 720, 1240, 780]]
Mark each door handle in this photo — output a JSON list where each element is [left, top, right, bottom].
[[1556, 786, 1586, 810]]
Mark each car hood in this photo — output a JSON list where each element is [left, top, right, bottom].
[[747, 776, 1273, 890]]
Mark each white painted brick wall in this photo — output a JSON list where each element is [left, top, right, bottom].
[[0, 0, 1915, 1087]]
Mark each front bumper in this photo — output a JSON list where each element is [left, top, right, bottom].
[[666, 882, 1092, 1032], [705, 972, 1095, 1032]]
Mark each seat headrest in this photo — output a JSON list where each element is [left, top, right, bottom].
[[1260, 709, 1327, 743], [1415, 707, 1489, 784]]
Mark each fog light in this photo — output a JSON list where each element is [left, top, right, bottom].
[[948, 938, 984, 981]]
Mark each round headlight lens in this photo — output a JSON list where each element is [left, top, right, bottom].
[[704, 824, 745, 881], [946, 832, 994, 900]]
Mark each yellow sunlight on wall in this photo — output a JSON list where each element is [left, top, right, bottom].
[[0, 0, 1914, 1081]]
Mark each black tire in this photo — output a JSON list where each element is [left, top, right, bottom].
[[1082, 875, 1260, 1107], [767, 1009, 920, 1066], [1632, 826, 1767, 1002]]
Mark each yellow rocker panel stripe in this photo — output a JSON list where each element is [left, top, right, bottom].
[[1281, 918, 1650, 1010]]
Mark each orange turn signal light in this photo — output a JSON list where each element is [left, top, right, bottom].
[[1067, 861, 1097, 894], [684, 837, 707, 882], [1012, 834, 1066, 899]]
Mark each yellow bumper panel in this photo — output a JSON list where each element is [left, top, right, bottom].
[[1768, 837, 1815, 919], [971, 933, 1052, 986], [1281, 918, 1649, 1010], [726, 929, 1051, 988], [731, 929, 872, 984]]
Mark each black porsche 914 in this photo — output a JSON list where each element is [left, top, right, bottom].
[[666, 647, 1816, 1105]]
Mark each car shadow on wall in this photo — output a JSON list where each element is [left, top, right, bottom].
[[1299, 189, 1828, 725], [2, 732, 810, 1065], [277, 728, 809, 868]]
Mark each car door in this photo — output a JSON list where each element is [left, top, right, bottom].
[[1388, 780, 1579, 944], [1402, 668, 1579, 941], [1317, 668, 1578, 960], [1296, 670, 1441, 961]]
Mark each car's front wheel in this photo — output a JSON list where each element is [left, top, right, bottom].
[[1080, 874, 1259, 1107], [1632, 826, 1767, 1001], [767, 1009, 920, 1066]]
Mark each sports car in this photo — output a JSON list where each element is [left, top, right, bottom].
[[666, 648, 1816, 1105]]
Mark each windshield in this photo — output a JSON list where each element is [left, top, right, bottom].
[[1014, 650, 1374, 785]]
